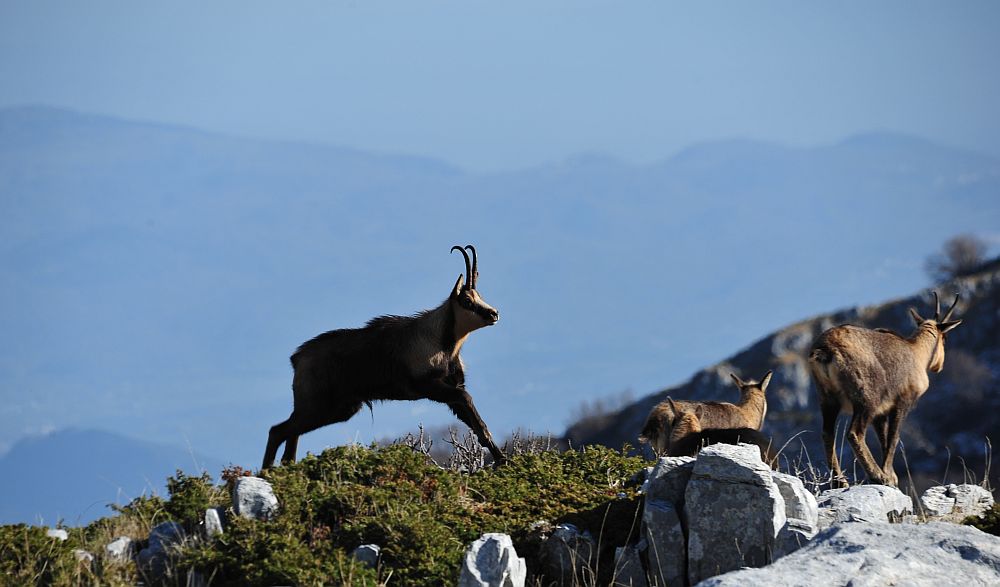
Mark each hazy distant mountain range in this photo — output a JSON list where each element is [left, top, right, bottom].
[[0, 428, 225, 525], [1, 106, 998, 524]]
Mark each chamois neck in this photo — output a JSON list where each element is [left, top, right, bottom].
[[908, 323, 939, 368]]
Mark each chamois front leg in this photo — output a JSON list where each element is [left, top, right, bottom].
[[425, 380, 506, 465]]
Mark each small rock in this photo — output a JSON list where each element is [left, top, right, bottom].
[[105, 536, 136, 561], [232, 476, 279, 520], [46, 528, 68, 541], [950, 484, 994, 517], [458, 533, 526, 587], [204, 507, 224, 537], [816, 485, 912, 528], [352, 544, 380, 568], [921, 485, 956, 516]]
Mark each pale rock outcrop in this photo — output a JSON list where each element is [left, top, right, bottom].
[[685, 443, 786, 585], [458, 533, 526, 587], [697, 522, 1000, 587], [232, 476, 279, 520], [816, 485, 912, 528]]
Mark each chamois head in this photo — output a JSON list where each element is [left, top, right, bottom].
[[667, 397, 703, 446], [450, 245, 500, 331], [908, 291, 962, 373], [729, 370, 773, 398]]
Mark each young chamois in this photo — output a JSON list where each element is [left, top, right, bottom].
[[639, 371, 772, 456], [262, 245, 504, 470], [664, 398, 776, 466], [808, 292, 962, 487]]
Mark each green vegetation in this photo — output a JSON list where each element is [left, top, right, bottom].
[[0, 443, 647, 586], [964, 503, 1000, 537]]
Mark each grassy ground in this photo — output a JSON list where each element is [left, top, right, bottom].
[[0, 441, 646, 586]]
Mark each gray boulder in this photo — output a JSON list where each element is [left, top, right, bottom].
[[352, 544, 381, 569], [612, 543, 648, 587], [458, 533, 526, 587], [105, 536, 136, 561], [642, 500, 685, 587], [816, 485, 912, 528], [232, 476, 279, 520], [644, 456, 696, 505], [922, 484, 994, 518], [543, 523, 595, 586], [770, 471, 819, 558], [697, 522, 1000, 587], [685, 443, 786, 585]]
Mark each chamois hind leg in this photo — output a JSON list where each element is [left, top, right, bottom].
[[880, 406, 909, 487], [263, 415, 295, 470], [846, 409, 891, 485], [820, 398, 847, 487]]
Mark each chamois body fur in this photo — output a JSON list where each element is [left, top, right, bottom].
[[639, 371, 772, 455], [664, 399, 775, 466], [808, 292, 962, 487], [262, 245, 503, 470]]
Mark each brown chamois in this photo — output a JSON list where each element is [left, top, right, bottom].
[[639, 371, 772, 456], [808, 292, 962, 487], [262, 245, 503, 470], [664, 398, 776, 466]]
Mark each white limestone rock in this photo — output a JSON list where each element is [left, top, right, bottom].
[[458, 533, 526, 587], [232, 476, 279, 521]]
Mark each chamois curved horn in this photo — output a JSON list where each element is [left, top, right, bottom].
[[942, 293, 960, 322], [465, 244, 478, 288], [451, 245, 472, 288], [932, 291, 941, 321]]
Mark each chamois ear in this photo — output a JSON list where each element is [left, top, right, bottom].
[[730, 373, 744, 388], [693, 405, 704, 419], [759, 370, 773, 393], [666, 397, 678, 413], [939, 319, 962, 335], [452, 274, 465, 298], [908, 307, 924, 326]]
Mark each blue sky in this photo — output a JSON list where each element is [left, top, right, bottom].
[[3, 1, 999, 171]]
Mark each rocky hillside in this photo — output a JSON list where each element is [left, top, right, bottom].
[[566, 259, 1000, 491]]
